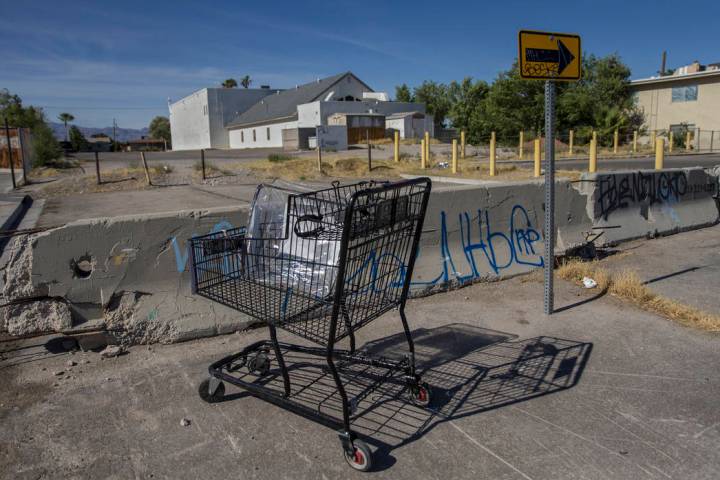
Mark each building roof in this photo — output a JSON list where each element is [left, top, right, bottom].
[[630, 68, 720, 86], [226, 72, 372, 128]]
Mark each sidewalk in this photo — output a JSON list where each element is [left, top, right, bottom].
[[2, 246, 718, 479]]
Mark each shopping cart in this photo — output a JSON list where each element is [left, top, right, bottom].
[[190, 178, 432, 471]]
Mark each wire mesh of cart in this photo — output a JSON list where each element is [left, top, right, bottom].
[[190, 178, 432, 472]]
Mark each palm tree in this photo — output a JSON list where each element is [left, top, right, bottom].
[[221, 78, 238, 88], [240, 75, 252, 89], [58, 112, 74, 141]]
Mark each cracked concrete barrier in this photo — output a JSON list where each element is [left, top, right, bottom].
[[2, 181, 599, 344], [2, 207, 251, 343], [579, 167, 719, 243], [14, 170, 715, 344]]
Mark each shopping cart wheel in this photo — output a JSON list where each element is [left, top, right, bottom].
[[198, 378, 225, 403], [344, 439, 373, 472], [408, 381, 432, 408], [247, 353, 271, 376]]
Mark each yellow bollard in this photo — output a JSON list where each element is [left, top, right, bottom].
[[686, 131, 692, 151], [613, 129, 619, 154], [568, 129, 574, 156], [460, 130, 466, 159], [451, 138, 458, 174], [424, 131, 430, 167], [393, 131, 400, 162], [420, 138, 426, 168], [669, 132, 674, 153], [651, 131, 656, 153], [655, 138, 664, 169], [589, 138, 597, 173], [592, 130, 597, 144], [489, 132, 496, 176], [518, 131, 524, 159], [533, 139, 541, 177], [632, 130, 638, 153]]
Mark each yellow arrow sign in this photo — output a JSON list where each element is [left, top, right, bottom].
[[519, 30, 581, 81]]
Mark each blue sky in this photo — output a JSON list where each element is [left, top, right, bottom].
[[2, 0, 718, 129]]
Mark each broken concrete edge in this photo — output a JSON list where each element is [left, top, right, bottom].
[[2, 167, 719, 345]]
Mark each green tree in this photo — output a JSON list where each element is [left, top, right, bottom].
[[395, 83, 413, 102], [447, 78, 489, 139], [149, 116, 171, 146], [57, 112, 74, 141], [240, 75, 252, 89], [0, 89, 60, 166], [69, 125, 89, 151], [221, 78, 238, 88], [413, 81, 451, 129]]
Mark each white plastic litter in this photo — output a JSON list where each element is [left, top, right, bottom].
[[582, 277, 597, 289]]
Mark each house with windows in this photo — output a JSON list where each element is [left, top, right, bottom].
[[631, 61, 720, 141], [169, 72, 432, 151]]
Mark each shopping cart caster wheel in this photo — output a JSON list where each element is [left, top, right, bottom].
[[248, 353, 271, 376], [344, 439, 373, 472], [198, 378, 225, 403], [408, 382, 432, 408]]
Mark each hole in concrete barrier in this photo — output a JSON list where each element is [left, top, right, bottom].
[[70, 254, 94, 279]]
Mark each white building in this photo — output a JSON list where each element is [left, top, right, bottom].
[[169, 72, 433, 151], [169, 87, 276, 150]]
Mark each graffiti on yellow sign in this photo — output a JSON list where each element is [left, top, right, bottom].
[[518, 30, 581, 81]]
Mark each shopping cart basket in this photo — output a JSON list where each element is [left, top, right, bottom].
[[190, 178, 432, 471]]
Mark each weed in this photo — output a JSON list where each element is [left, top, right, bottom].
[[268, 153, 292, 162]]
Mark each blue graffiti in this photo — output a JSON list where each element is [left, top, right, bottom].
[[171, 220, 235, 272], [345, 204, 544, 291], [173, 205, 544, 294]]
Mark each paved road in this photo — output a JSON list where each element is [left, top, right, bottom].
[[503, 153, 720, 171]]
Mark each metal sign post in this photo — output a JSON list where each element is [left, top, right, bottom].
[[519, 29, 581, 315], [543, 81, 555, 314]]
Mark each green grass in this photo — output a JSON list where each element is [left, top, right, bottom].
[[268, 153, 292, 162]]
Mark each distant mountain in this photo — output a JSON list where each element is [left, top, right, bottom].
[[49, 122, 150, 142]]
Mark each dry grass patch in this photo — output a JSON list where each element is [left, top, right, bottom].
[[557, 260, 720, 332]]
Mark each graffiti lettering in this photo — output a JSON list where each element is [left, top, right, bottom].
[[596, 171, 691, 220]]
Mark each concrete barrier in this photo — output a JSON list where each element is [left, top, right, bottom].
[[3, 167, 718, 344], [579, 167, 719, 244]]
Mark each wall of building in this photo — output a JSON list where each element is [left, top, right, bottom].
[[633, 75, 720, 132], [207, 88, 276, 148], [227, 120, 298, 149], [169, 89, 211, 151]]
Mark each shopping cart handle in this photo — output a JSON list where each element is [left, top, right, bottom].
[[294, 214, 325, 238]]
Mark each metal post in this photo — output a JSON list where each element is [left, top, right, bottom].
[[489, 131, 496, 176], [655, 138, 664, 170], [366, 129, 372, 171], [519, 130, 524, 159], [140, 151, 151, 185], [451, 138, 458, 174], [4, 118, 16, 189], [632, 130, 638, 153], [543, 80, 555, 315], [533, 139, 541, 177], [393, 130, 399, 162], [613, 129, 619, 154], [424, 131, 430, 166], [200, 148, 206, 180], [460, 130, 466, 159], [17, 127, 28, 185], [95, 151, 101, 184], [420, 138, 426, 168]]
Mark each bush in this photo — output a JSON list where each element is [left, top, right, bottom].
[[32, 122, 61, 167], [268, 153, 291, 162]]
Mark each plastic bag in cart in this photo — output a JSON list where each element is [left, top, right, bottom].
[[247, 185, 340, 300]]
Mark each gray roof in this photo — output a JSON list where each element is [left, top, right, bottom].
[[226, 72, 371, 128]]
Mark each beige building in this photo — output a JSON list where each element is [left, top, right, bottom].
[[631, 62, 720, 139]]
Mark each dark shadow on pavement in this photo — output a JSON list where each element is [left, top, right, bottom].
[[206, 323, 592, 472], [643, 266, 702, 285]]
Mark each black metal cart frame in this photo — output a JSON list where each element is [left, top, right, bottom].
[[189, 178, 432, 471]]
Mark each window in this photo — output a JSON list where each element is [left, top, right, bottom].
[[266, 127, 270, 140], [240, 131, 244, 143], [253, 129, 256, 142], [671, 85, 698, 102]]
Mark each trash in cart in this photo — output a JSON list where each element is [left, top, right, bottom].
[[190, 178, 432, 472]]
